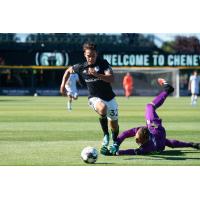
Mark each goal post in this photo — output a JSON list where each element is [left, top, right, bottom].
[[112, 67, 180, 97]]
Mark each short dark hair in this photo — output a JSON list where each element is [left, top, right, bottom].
[[83, 42, 97, 52], [137, 127, 150, 145]]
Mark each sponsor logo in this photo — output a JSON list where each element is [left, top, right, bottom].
[[85, 78, 101, 82], [35, 52, 69, 66]]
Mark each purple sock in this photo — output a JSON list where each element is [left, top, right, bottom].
[[165, 139, 193, 148], [152, 91, 168, 108]]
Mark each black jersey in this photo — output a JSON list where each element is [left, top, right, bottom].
[[72, 59, 116, 101]]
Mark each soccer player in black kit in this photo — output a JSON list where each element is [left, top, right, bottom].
[[60, 42, 119, 151]]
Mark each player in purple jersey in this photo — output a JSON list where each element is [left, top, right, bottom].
[[101, 78, 200, 156]]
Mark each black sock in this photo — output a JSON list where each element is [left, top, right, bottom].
[[99, 115, 109, 136], [163, 84, 174, 95], [111, 126, 119, 143]]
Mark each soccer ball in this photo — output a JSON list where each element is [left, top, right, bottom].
[[81, 146, 98, 164]]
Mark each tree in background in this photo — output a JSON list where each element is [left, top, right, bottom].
[[161, 41, 175, 53], [161, 35, 200, 54], [0, 33, 17, 43]]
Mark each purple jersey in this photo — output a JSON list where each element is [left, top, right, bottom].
[[116, 85, 194, 156], [117, 124, 166, 155], [117, 91, 168, 155], [117, 124, 193, 155]]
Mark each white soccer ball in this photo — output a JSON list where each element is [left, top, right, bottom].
[[81, 146, 98, 164]]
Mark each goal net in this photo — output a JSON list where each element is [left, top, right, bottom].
[[112, 68, 180, 97]]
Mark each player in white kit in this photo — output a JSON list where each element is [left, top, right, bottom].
[[65, 72, 80, 110], [188, 70, 200, 105]]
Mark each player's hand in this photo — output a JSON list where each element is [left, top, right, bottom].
[[109, 143, 119, 155], [100, 146, 112, 156]]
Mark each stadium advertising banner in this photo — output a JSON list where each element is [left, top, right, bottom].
[[35, 52, 69, 66], [0, 50, 83, 66], [1, 50, 200, 67], [103, 54, 200, 67]]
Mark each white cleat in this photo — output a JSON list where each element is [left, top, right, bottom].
[[102, 134, 110, 147]]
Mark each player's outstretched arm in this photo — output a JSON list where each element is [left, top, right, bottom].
[[118, 149, 137, 156], [60, 66, 73, 95], [118, 147, 150, 156], [117, 127, 140, 145]]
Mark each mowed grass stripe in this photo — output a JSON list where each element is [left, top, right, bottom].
[[0, 96, 200, 165]]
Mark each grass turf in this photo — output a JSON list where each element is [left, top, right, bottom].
[[0, 96, 200, 166]]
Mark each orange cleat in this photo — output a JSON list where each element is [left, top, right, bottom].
[[157, 78, 167, 86]]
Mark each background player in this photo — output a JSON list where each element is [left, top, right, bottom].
[[101, 78, 200, 156], [188, 70, 200, 106], [60, 42, 119, 150], [123, 72, 134, 98], [65, 72, 80, 111]]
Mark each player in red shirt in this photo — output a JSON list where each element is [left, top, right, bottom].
[[123, 72, 134, 98]]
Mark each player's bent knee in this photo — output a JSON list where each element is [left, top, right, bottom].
[[96, 102, 107, 115], [146, 103, 154, 110]]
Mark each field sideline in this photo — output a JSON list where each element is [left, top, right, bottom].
[[0, 96, 200, 166]]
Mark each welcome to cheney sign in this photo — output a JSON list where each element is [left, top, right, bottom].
[[103, 54, 200, 67]]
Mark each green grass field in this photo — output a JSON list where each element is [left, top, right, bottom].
[[0, 96, 200, 166]]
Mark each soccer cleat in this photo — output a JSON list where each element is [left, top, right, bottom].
[[109, 143, 119, 155], [102, 134, 110, 147], [191, 143, 200, 150], [157, 78, 167, 86], [67, 106, 72, 111], [100, 146, 112, 156], [67, 107, 72, 111], [157, 78, 174, 95]]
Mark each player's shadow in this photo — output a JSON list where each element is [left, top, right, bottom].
[[154, 150, 185, 156], [147, 150, 200, 161], [125, 150, 200, 161], [97, 162, 115, 165], [148, 150, 186, 161]]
